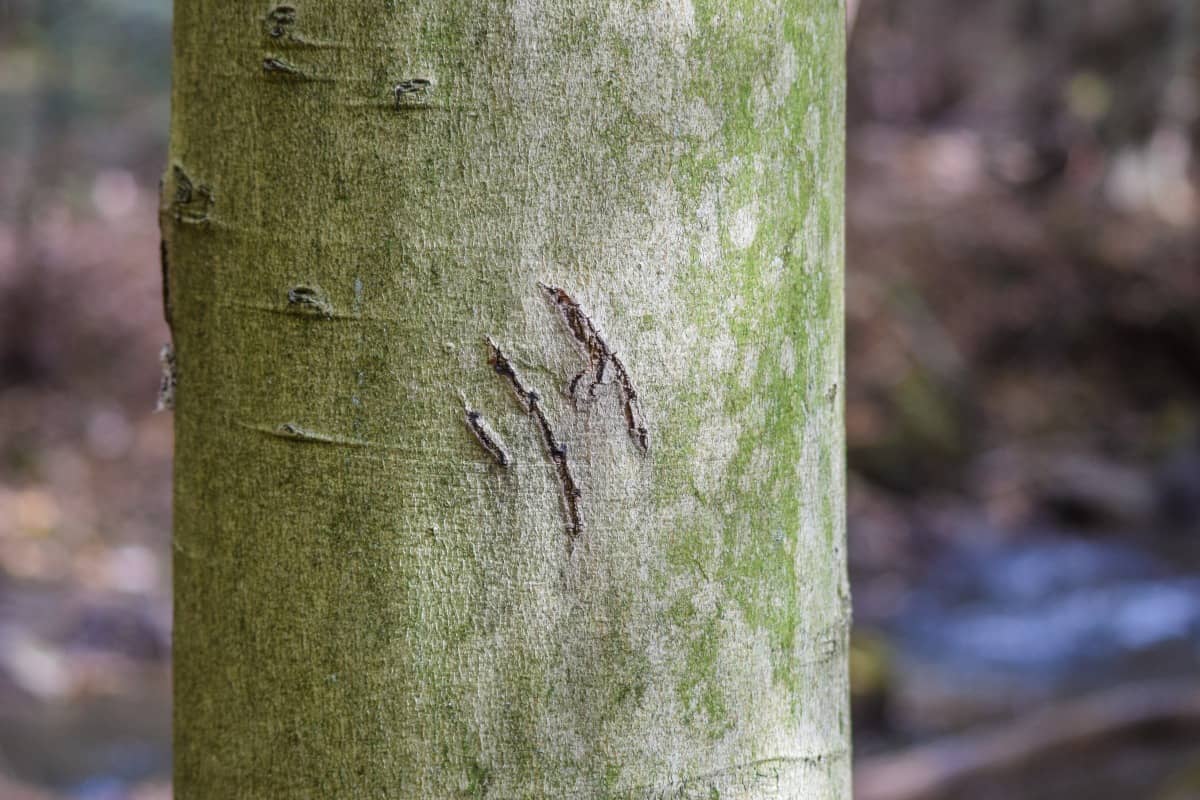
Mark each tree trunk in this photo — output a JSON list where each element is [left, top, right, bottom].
[[167, 1, 847, 797]]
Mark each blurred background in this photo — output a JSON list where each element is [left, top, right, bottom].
[[0, 1, 1198, 798]]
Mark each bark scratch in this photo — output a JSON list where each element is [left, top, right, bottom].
[[487, 337, 582, 548], [463, 405, 511, 468], [539, 282, 649, 452]]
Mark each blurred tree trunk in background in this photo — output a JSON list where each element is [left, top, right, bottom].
[[166, 1, 847, 797]]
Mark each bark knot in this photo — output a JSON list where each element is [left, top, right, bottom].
[[394, 79, 434, 108], [286, 285, 334, 318], [266, 5, 296, 39], [168, 165, 213, 225]]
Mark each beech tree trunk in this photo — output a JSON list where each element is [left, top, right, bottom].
[[166, 1, 847, 797]]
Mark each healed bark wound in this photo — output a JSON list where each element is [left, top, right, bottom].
[[487, 336, 584, 548], [540, 282, 651, 453], [170, 1, 848, 797]]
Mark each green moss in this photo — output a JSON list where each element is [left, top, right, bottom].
[[603, 763, 622, 793], [677, 609, 733, 740], [466, 755, 492, 798]]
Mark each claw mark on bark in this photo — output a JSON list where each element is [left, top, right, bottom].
[[169, 165, 213, 225], [463, 402, 510, 468], [265, 5, 296, 38], [487, 337, 582, 547], [394, 78, 433, 108], [156, 343, 177, 412], [287, 285, 334, 317], [538, 282, 649, 452]]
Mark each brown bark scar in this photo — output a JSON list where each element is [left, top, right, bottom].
[[486, 337, 582, 548], [463, 404, 511, 468], [537, 282, 649, 453]]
